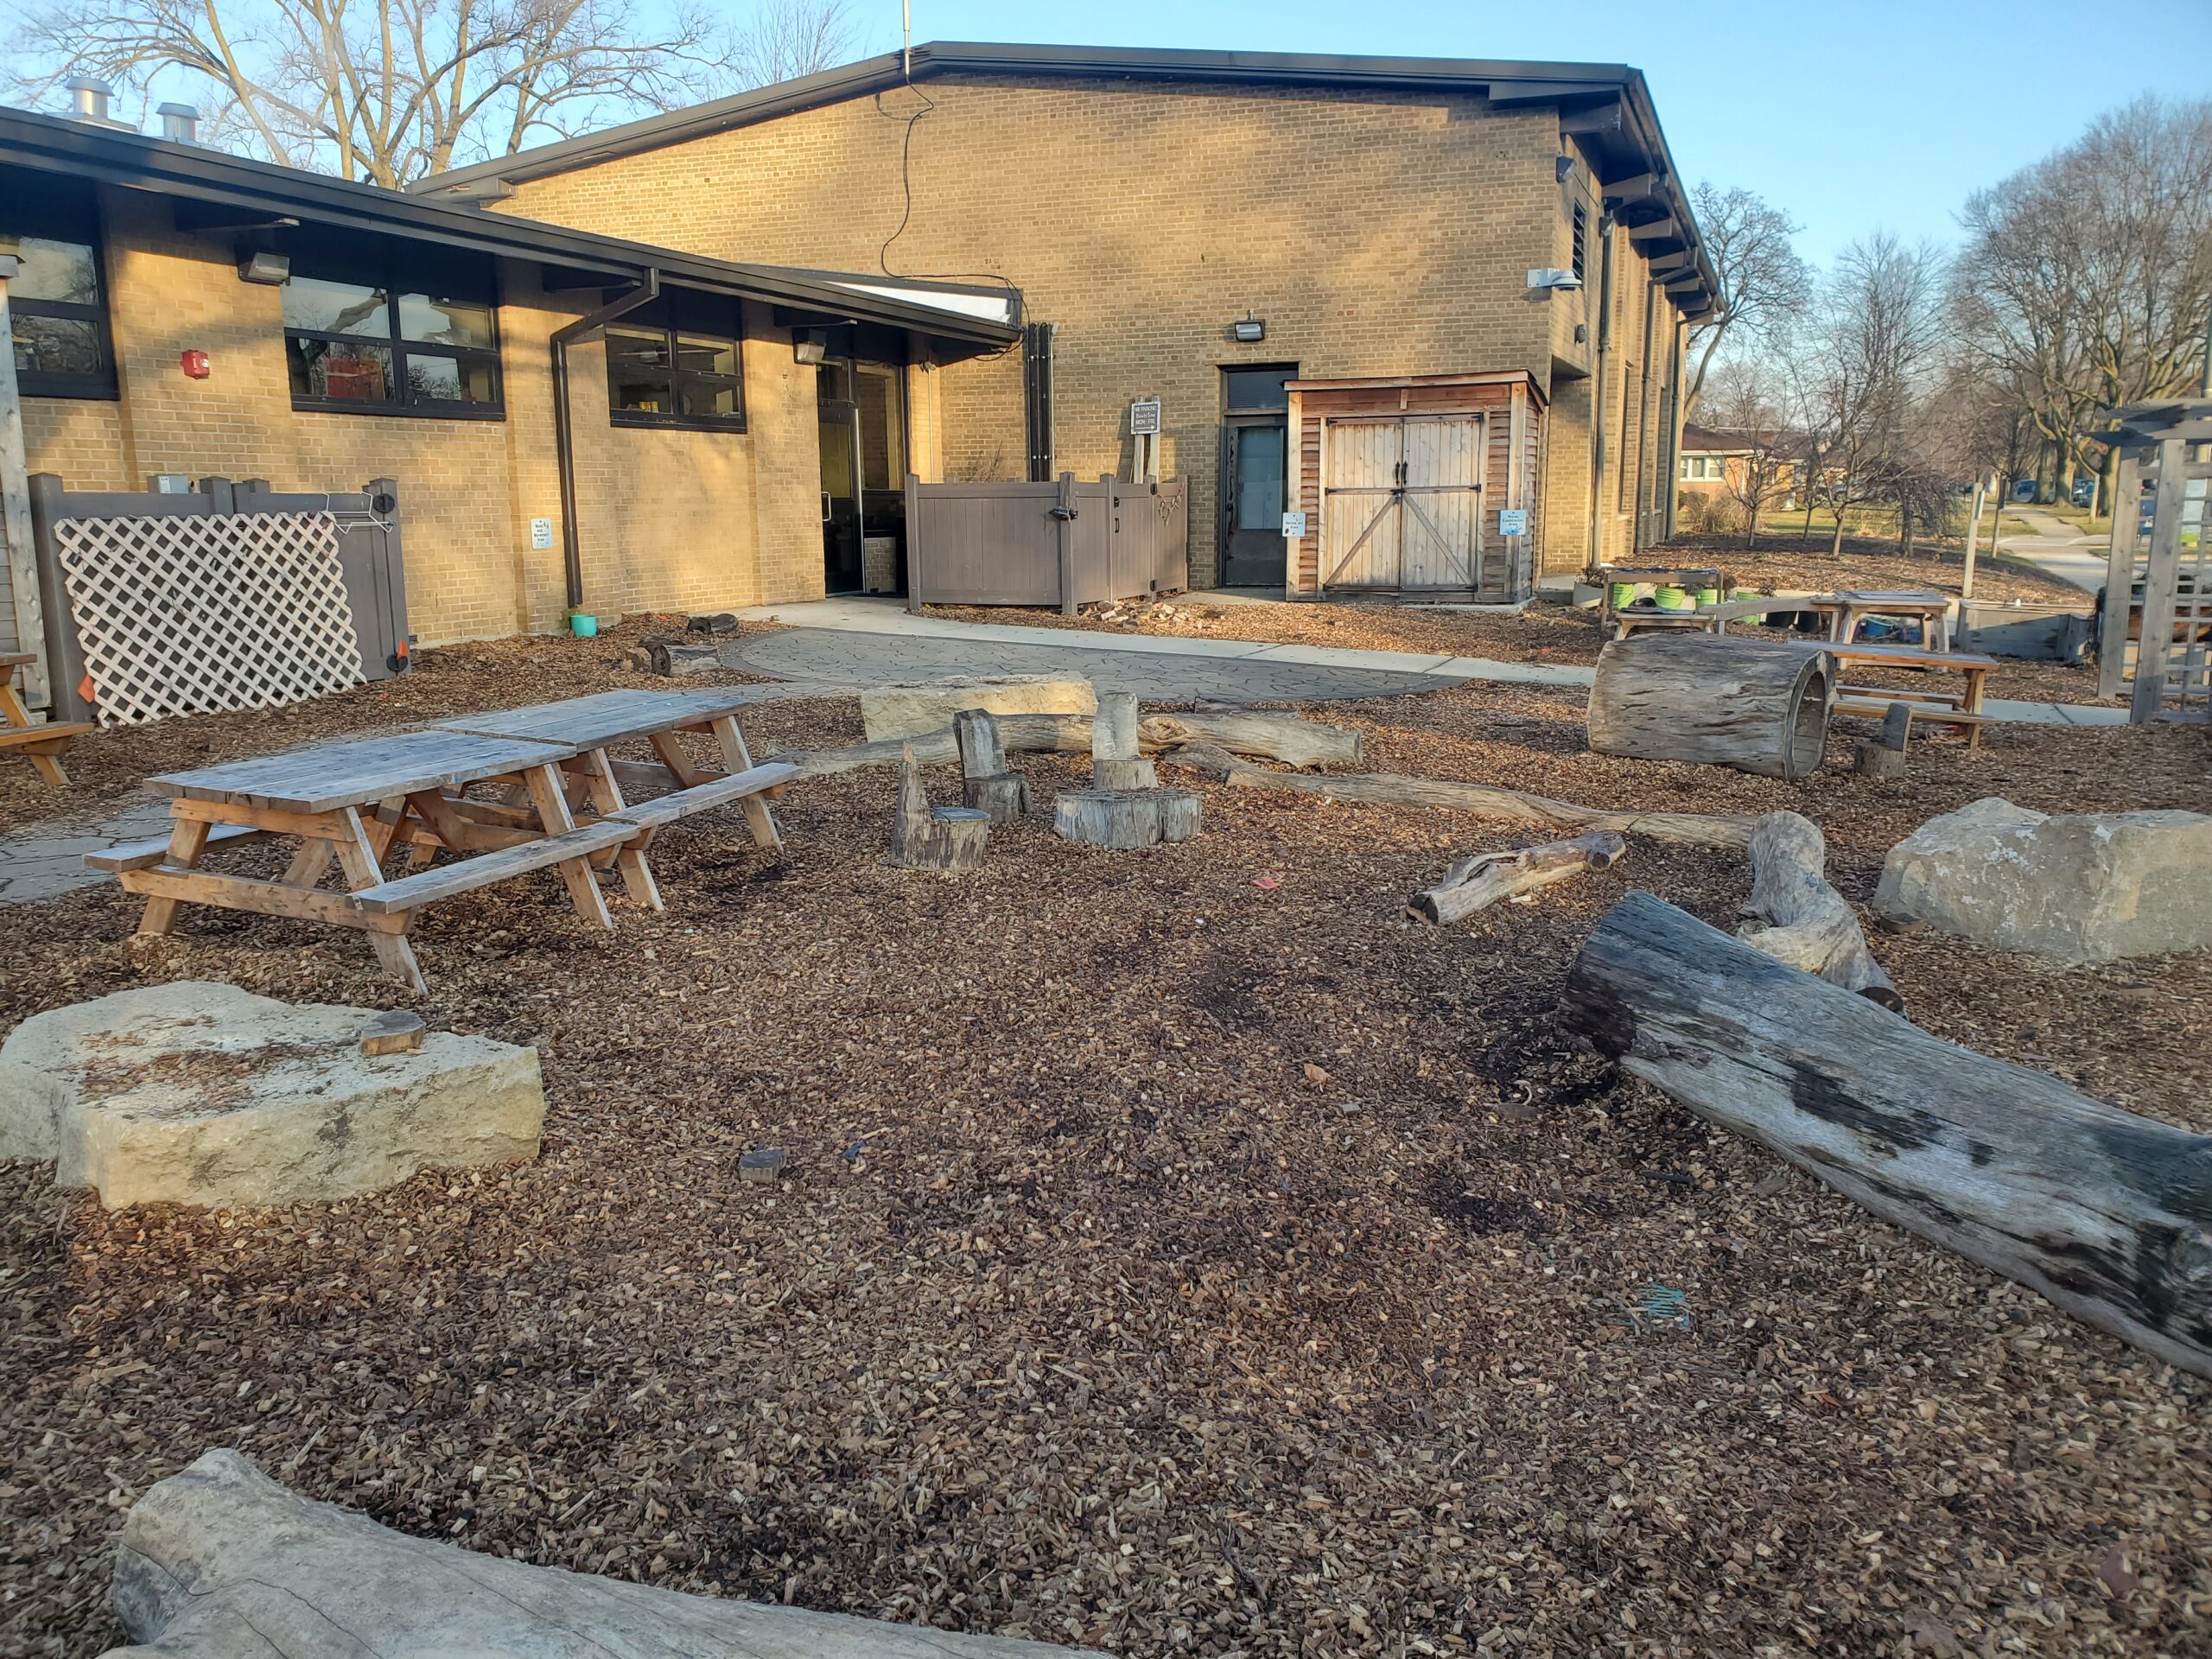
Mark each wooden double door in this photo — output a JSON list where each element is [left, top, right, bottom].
[[1320, 414, 1488, 594]]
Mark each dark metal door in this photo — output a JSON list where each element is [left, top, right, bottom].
[[1221, 416, 1287, 586], [819, 399, 862, 594]]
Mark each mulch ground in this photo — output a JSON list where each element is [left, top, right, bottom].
[[5, 653, 2211, 1658]]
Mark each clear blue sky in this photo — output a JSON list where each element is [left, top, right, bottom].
[[865, 0, 2212, 267]]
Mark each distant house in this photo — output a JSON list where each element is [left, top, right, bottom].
[[1678, 422, 1797, 509]]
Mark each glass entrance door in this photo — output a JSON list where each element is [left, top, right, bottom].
[[819, 397, 863, 594], [1222, 416, 1288, 586]]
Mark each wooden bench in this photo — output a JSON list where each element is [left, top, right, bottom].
[[608, 763, 798, 831], [348, 817, 641, 916], [1833, 697, 2001, 745], [1, 652, 92, 786], [85, 822, 264, 873]]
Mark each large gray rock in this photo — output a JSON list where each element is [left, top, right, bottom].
[[861, 674, 1096, 742], [0, 982, 543, 1208], [105, 1449, 1102, 1658], [1874, 798, 2212, 964]]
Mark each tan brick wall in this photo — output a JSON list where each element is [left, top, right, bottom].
[[498, 73, 1688, 586], [16, 187, 811, 645]]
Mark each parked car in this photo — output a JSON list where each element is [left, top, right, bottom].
[[2012, 478, 2039, 502], [2070, 476, 2098, 508]]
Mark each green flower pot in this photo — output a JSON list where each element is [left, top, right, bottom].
[[1653, 584, 1691, 612], [568, 613, 598, 639]]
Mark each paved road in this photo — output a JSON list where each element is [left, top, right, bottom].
[[1995, 505, 2109, 594]]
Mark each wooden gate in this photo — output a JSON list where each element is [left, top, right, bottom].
[[1319, 414, 1485, 593]]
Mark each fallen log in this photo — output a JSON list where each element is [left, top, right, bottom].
[[1560, 890, 2212, 1380], [778, 709, 1359, 778], [1586, 633, 1834, 780], [1163, 747, 1756, 849], [1409, 830, 1627, 925], [109, 1449, 1099, 1659], [1738, 810, 1902, 1010]]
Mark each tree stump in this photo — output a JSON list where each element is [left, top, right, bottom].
[[1054, 788, 1202, 849], [890, 747, 990, 871], [1852, 701, 1912, 779], [1586, 633, 1834, 780], [953, 709, 1031, 822], [1091, 692, 1142, 788], [1094, 757, 1159, 791]]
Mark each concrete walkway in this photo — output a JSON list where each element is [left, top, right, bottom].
[[733, 596, 2126, 728]]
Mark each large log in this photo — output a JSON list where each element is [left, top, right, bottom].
[[1586, 633, 1835, 780], [105, 1449, 1099, 1659], [778, 709, 1359, 777], [1165, 745, 1756, 849], [1560, 890, 2212, 1380], [1409, 830, 1626, 924], [1054, 788, 1202, 849], [1738, 810, 1902, 1011]]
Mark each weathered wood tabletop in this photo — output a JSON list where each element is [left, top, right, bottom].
[[431, 687, 767, 750], [147, 728, 576, 812]]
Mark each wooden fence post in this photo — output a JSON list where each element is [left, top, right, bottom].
[[2130, 438, 2189, 723]]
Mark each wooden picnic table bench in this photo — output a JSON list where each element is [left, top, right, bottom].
[[91, 689, 790, 990], [1824, 639, 2000, 748], [1, 651, 93, 786]]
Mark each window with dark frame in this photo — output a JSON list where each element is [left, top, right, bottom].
[[607, 314, 746, 432], [3, 229, 117, 398], [1571, 202, 1588, 283], [1223, 365, 1297, 414], [283, 272, 502, 418]]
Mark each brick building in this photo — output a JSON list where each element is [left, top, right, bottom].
[[424, 43, 1717, 593], [0, 99, 1014, 665]]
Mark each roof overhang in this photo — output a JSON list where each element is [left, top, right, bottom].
[[410, 41, 1716, 311], [0, 104, 1020, 350]]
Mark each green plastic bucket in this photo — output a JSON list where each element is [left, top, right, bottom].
[[1607, 582, 1637, 611], [569, 613, 599, 639], [1652, 584, 1691, 612], [1728, 588, 1765, 626], [1694, 586, 1720, 607]]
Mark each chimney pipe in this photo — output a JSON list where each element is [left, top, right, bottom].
[[65, 75, 114, 124], [156, 103, 200, 143]]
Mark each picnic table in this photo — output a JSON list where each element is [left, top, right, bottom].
[[88, 688, 793, 990], [2, 651, 92, 785], [1826, 639, 1999, 748], [1800, 590, 1954, 650]]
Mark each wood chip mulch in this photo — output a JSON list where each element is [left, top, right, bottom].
[[5, 664, 2211, 1659]]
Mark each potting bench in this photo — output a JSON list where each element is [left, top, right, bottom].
[[1802, 590, 1954, 650], [86, 689, 791, 990]]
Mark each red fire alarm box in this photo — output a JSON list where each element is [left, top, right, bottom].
[[180, 349, 211, 378]]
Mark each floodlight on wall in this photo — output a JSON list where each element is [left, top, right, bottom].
[[793, 329, 829, 365], [1230, 311, 1266, 343], [1527, 268, 1582, 292], [1554, 154, 1575, 182], [238, 250, 290, 285]]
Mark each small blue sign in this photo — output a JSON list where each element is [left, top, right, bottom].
[[1498, 508, 1529, 537]]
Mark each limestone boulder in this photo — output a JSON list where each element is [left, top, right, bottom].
[[1873, 798, 2212, 964], [0, 982, 543, 1208], [105, 1449, 1102, 1658], [861, 674, 1096, 743]]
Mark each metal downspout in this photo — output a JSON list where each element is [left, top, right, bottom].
[[1586, 217, 1616, 571], [551, 268, 660, 612]]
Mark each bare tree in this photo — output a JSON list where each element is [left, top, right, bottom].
[[1793, 233, 1948, 556], [1704, 362, 1796, 550], [1954, 96, 2212, 509], [5, 0, 749, 186], [1683, 181, 1814, 422], [730, 0, 856, 89]]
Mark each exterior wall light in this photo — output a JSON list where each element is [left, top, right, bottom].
[[1231, 312, 1265, 343], [1527, 268, 1582, 291], [238, 251, 290, 285], [793, 330, 829, 365]]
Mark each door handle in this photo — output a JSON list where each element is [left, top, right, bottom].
[[821, 492, 831, 524]]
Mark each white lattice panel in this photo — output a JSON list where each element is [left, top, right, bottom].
[[56, 512, 364, 727]]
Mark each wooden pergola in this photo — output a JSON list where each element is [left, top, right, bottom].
[[2093, 399, 2212, 721]]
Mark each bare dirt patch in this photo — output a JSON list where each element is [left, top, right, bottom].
[[4, 675, 2209, 1658]]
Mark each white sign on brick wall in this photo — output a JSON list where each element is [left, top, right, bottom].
[[1128, 399, 1161, 436]]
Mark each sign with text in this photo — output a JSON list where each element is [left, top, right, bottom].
[[1128, 399, 1162, 436], [1497, 508, 1529, 537], [1281, 511, 1309, 539]]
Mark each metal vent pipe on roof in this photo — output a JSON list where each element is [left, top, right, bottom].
[[157, 103, 200, 143], [66, 76, 115, 124]]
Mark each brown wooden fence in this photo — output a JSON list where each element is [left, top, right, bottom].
[[903, 472, 1188, 613]]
